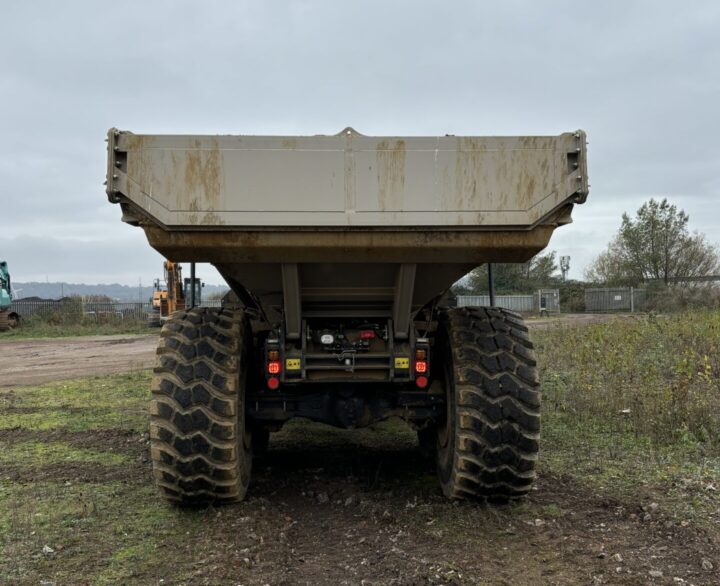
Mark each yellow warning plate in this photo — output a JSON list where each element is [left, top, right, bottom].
[[286, 358, 301, 370], [394, 357, 409, 369]]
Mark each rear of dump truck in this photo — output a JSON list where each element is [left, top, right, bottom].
[[106, 127, 589, 504]]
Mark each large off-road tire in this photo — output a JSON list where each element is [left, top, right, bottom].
[[147, 310, 162, 328], [434, 307, 540, 502], [150, 307, 253, 505], [7, 312, 19, 329]]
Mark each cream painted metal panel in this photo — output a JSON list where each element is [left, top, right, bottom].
[[107, 128, 588, 229]]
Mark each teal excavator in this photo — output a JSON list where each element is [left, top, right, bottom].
[[0, 261, 20, 331]]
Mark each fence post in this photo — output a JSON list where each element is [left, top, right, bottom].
[[630, 286, 634, 313], [190, 262, 196, 309]]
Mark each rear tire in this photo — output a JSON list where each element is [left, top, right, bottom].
[[435, 307, 540, 502], [150, 307, 253, 505], [147, 310, 162, 328]]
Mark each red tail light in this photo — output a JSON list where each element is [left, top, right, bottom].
[[267, 360, 281, 375], [415, 360, 427, 374], [415, 376, 428, 389], [267, 377, 280, 390]]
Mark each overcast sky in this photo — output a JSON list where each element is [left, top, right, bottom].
[[1, 0, 719, 285]]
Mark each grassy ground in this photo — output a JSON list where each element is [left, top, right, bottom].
[[2, 311, 720, 584], [0, 319, 150, 339], [536, 310, 720, 445], [532, 310, 720, 532]]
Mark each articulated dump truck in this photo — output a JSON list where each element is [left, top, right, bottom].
[[105, 127, 589, 505]]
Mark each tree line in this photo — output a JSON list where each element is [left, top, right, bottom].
[[454, 197, 719, 299]]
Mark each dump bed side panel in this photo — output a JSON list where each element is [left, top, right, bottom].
[[108, 129, 588, 229]]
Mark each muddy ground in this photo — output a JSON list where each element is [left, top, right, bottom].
[[0, 314, 623, 387], [3, 314, 718, 584], [2, 418, 718, 585]]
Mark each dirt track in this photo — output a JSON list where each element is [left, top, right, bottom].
[[0, 334, 158, 387], [0, 314, 625, 388]]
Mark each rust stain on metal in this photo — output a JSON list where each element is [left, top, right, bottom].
[[376, 140, 406, 211], [183, 138, 223, 208], [454, 138, 485, 211], [200, 211, 225, 225]]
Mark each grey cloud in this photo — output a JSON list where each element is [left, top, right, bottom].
[[1, 0, 718, 283]]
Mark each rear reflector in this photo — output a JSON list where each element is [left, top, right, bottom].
[[415, 375, 428, 389], [360, 330, 376, 340], [267, 377, 280, 390]]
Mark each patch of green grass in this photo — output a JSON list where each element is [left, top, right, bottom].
[[534, 310, 720, 445], [0, 480, 197, 584], [0, 320, 152, 339], [0, 371, 151, 432], [541, 503, 565, 518], [535, 310, 720, 522], [0, 440, 130, 467], [0, 366, 258, 583], [540, 410, 720, 522]]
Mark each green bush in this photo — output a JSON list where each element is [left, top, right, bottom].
[[645, 283, 720, 312]]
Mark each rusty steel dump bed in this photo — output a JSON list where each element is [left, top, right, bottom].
[[106, 127, 588, 337]]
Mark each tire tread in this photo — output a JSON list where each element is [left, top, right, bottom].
[[150, 307, 250, 505], [440, 307, 540, 501]]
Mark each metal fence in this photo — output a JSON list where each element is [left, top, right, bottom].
[[11, 299, 223, 321], [536, 289, 561, 313], [584, 287, 647, 313], [456, 289, 560, 313]]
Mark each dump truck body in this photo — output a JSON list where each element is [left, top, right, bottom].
[[106, 127, 589, 504], [108, 128, 587, 335]]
